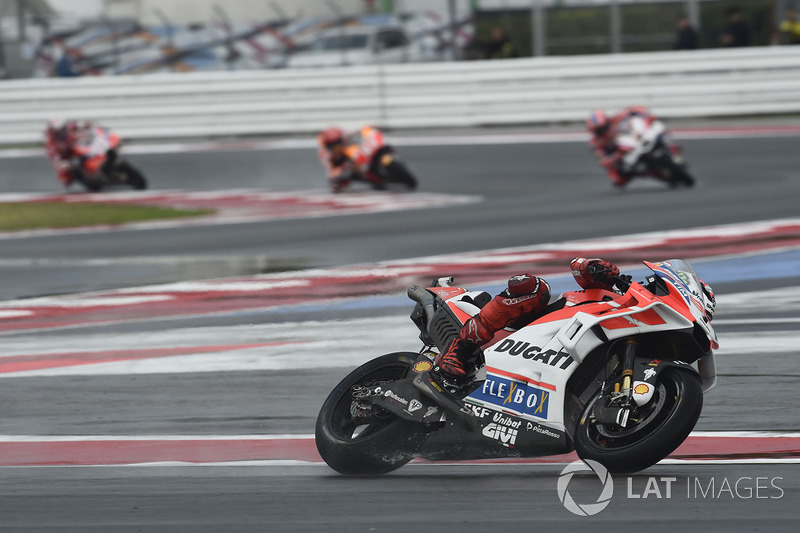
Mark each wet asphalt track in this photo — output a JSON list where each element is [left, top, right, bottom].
[[0, 126, 799, 531], [1, 128, 799, 298]]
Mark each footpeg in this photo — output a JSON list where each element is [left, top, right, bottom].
[[412, 372, 477, 431]]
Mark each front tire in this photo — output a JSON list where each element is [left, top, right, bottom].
[[574, 368, 703, 473], [651, 151, 695, 187], [665, 159, 695, 187], [116, 161, 148, 190], [384, 161, 418, 190], [315, 352, 429, 475]]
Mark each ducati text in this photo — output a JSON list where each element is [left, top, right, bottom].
[[492, 340, 575, 370]]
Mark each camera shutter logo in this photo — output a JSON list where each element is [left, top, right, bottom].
[[557, 459, 614, 516]]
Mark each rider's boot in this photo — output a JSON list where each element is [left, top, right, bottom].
[[433, 337, 476, 382]]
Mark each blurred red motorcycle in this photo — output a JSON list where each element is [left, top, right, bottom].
[[615, 116, 695, 188], [70, 126, 147, 192], [319, 126, 418, 193], [46, 120, 147, 192]]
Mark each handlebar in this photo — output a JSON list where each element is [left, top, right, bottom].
[[614, 275, 633, 293]]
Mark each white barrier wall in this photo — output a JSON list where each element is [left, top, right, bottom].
[[2, 46, 800, 145]]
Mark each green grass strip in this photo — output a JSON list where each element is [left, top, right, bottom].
[[0, 202, 216, 232]]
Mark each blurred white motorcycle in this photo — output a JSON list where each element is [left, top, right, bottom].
[[617, 116, 695, 187]]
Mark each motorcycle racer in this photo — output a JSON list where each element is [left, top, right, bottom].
[[318, 256, 719, 475], [434, 257, 715, 380], [435, 258, 620, 379], [45, 119, 145, 192], [317, 126, 388, 193], [587, 106, 681, 188], [44, 118, 94, 187]]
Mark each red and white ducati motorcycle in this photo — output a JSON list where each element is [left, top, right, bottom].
[[616, 116, 695, 188], [70, 126, 148, 192], [316, 259, 718, 474]]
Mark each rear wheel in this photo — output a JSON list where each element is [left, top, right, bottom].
[[574, 368, 703, 473], [83, 181, 103, 192], [75, 173, 103, 192], [315, 352, 429, 475]]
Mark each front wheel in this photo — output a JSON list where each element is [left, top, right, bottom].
[[574, 368, 703, 473], [665, 160, 695, 187], [650, 151, 695, 187], [315, 352, 429, 475], [115, 161, 148, 190], [384, 161, 418, 190]]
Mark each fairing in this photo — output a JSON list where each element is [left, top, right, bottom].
[[435, 259, 717, 434]]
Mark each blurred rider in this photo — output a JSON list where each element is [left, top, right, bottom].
[[586, 106, 680, 188], [44, 118, 93, 188], [316, 126, 386, 193], [434, 257, 717, 380]]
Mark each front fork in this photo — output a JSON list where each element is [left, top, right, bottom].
[[595, 339, 638, 428], [620, 339, 636, 395], [595, 339, 708, 428]]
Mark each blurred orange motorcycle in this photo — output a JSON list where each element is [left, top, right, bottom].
[[317, 126, 418, 193]]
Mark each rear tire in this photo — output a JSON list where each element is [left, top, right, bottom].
[[315, 352, 429, 475], [76, 173, 103, 192], [574, 368, 703, 473]]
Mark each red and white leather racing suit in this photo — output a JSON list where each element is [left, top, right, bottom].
[[589, 106, 680, 187], [434, 258, 621, 379]]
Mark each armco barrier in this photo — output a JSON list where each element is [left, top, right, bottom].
[[2, 46, 800, 145]]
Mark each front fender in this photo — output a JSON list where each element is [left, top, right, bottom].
[[631, 357, 700, 406]]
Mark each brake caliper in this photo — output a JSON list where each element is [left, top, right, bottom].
[[593, 391, 633, 428]]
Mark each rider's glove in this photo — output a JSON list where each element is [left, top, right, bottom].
[[571, 257, 620, 290]]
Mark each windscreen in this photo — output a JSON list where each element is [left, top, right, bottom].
[[649, 259, 705, 314], [648, 259, 718, 349], [661, 259, 702, 294]]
